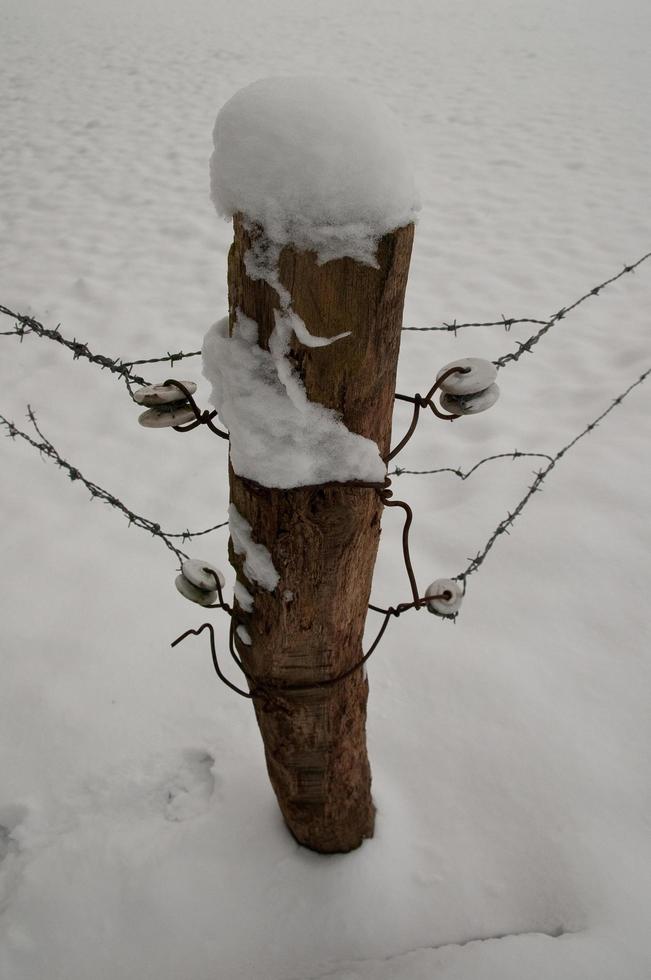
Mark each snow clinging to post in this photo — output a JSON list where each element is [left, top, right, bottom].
[[210, 76, 420, 266], [233, 580, 254, 612], [228, 503, 279, 592], [203, 315, 386, 488]]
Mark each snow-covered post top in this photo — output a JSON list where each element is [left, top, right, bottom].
[[203, 77, 418, 854], [209, 76, 420, 266], [203, 77, 419, 492]]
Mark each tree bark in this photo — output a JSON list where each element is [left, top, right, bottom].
[[227, 215, 414, 853]]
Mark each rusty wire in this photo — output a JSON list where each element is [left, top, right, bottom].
[[390, 450, 555, 479], [0, 310, 230, 439], [0, 304, 207, 396], [378, 369, 651, 621], [387, 365, 465, 462], [380, 485, 420, 604], [404, 315, 548, 334], [172, 621, 253, 699], [207, 568, 232, 613], [172, 584, 452, 711], [388, 370, 650, 583], [0, 305, 150, 391], [0, 407, 228, 562], [123, 350, 201, 369], [155, 378, 229, 439]]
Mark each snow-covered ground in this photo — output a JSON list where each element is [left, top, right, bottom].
[[1, 1, 650, 978]]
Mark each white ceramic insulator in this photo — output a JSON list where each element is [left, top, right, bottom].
[[138, 404, 197, 428], [437, 358, 497, 396], [133, 381, 197, 406], [175, 574, 217, 606], [440, 383, 500, 416], [425, 578, 464, 616], [182, 559, 226, 592]]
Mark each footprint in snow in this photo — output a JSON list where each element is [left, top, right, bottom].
[[163, 750, 216, 822], [0, 803, 28, 913]]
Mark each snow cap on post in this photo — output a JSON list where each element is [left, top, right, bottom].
[[210, 76, 420, 266]]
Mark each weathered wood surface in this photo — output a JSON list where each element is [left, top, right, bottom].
[[227, 215, 414, 853]]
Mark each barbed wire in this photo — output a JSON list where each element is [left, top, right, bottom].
[[0, 337, 647, 594], [390, 450, 555, 480], [1, 257, 649, 704], [455, 367, 651, 583], [0, 305, 150, 391], [403, 253, 651, 358], [124, 349, 201, 369], [3, 253, 649, 394], [493, 252, 651, 369], [1, 363, 648, 706], [0, 304, 206, 390], [173, 366, 651, 704], [404, 315, 547, 334], [0, 407, 228, 562]]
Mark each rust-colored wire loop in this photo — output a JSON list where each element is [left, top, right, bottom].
[[381, 490, 420, 604], [160, 378, 229, 440], [378, 476, 427, 606], [387, 365, 467, 462], [171, 585, 452, 712], [202, 567, 232, 614], [171, 621, 253, 700]]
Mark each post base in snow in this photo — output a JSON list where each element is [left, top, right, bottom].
[[229, 475, 383, 855], [254, 676, 376, 854]]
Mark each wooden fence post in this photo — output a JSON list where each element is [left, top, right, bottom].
[[222, 215, 414, 853]]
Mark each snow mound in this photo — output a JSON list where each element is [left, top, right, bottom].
[[210, 76, 420, 265]]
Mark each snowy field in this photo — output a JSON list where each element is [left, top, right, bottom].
[[1, 0, 650, 978]]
